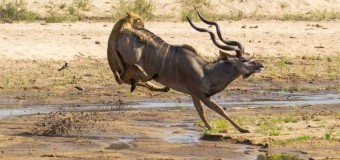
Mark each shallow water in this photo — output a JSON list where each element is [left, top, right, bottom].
[[0, 93, 339, 120]]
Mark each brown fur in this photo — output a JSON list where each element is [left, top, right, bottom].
[[107, 12, 169, 92], [107, 11, 151, 84]]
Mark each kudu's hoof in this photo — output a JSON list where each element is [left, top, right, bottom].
[[162, 87, 170, 92], [130, 79, 136, 92]]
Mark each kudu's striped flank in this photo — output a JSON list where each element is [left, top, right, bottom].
[[114, 12, 264, 133]]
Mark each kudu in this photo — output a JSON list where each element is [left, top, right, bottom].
[[114, 12, 264, 133]]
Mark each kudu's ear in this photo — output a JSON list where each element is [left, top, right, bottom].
[[219, 50, 231, 60]]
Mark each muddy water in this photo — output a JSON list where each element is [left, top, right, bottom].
[[1, 92, 336, 159], [0, 92, 339, 120]]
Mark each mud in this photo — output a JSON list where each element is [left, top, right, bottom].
[[0, 90, 339, 159]]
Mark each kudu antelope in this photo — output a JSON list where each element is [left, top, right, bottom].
[[114, 12, 264, 133]]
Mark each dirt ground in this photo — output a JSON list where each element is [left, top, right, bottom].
[[1, 1, 340, 159], [0, 100, 339, 160]]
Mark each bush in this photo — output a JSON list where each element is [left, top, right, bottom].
[[113, 0, 155, 20], [0, 0, 38, 22]]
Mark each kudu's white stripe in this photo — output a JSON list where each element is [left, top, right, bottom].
[[175, 49, 179, 83], [168, 47, 175, 77], [153, 42, 165, 72], [160, 44, 170, 74]]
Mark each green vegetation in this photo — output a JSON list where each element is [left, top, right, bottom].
[[324, 131, 332, 140], [274, 135, 311, 145], [312, 116, 322, 122], [72, 0, 92, 11], [113, 0, 155, 20], [200, 118, 231, 134], [283, 116, 299, 123], [256, 117, 283, 136], [279, 9, 339, 21], [0, 0, 38, 22], [1, 0, 339, 22], [179, 0, 243, 22], [257, 153, 303, 160], [44, 1, 86, 23]]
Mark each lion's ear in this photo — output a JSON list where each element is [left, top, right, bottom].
[[126, 11, 132, 17]]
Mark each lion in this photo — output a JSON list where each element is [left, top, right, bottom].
[[107, 11, 169, 92]]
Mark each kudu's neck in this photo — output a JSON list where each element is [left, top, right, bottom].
[[203, 60, 242, 97]]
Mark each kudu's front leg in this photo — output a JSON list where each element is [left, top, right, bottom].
[[200, 97, 250, 133], [137, 81, 170, 92], [192, 96, 212, 130]]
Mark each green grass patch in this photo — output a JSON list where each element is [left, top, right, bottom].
[[200, 118, 231, 134], [0, 0, 39, 22], [274, 135, 311, 146], [312, 116, 322, 122], [256, 117, 283, 136], [283, 116, 299, 123], [257, 153, 303, 160], [279, 9, 339, 21]]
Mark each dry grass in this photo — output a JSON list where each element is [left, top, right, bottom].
[[2, 0, 339, 22], [0, 55, 339, 91]]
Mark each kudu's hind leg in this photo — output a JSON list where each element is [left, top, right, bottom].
[[200, 97, 250, 133], [108, 43, 125, 84], [192, 96, 212, 130]]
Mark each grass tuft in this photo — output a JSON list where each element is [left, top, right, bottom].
[[72, 0, 92, 11], [200, 118, 231, 134], [257, 153, 303, 160], [256, 117, 283, 136], [113, 0, 155, 20], [279, 9, 339, 21], [283, 116, 299, 123]]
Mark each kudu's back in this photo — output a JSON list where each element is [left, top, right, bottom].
[[117, 29, 205, 94]]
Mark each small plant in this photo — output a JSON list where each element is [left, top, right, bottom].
[[45, 1, 67, 23], [324, 130, 335, 140], [72, 0, 92, 11], [256, 117, 283, 136], [224, 9, 245, 21], [113, 0, 155, 20], [312, 116, 322, 122], [179, 0, 215, 22], [280, 2, 289, 9], [283, 116, 299, 123], [201, 118, 230, 134]]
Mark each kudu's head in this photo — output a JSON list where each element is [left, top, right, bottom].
[[219, 50, 264, 79], [187, 11, 264, 79]]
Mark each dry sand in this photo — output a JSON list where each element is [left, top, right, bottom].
[[1, 21, 339, 60]]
